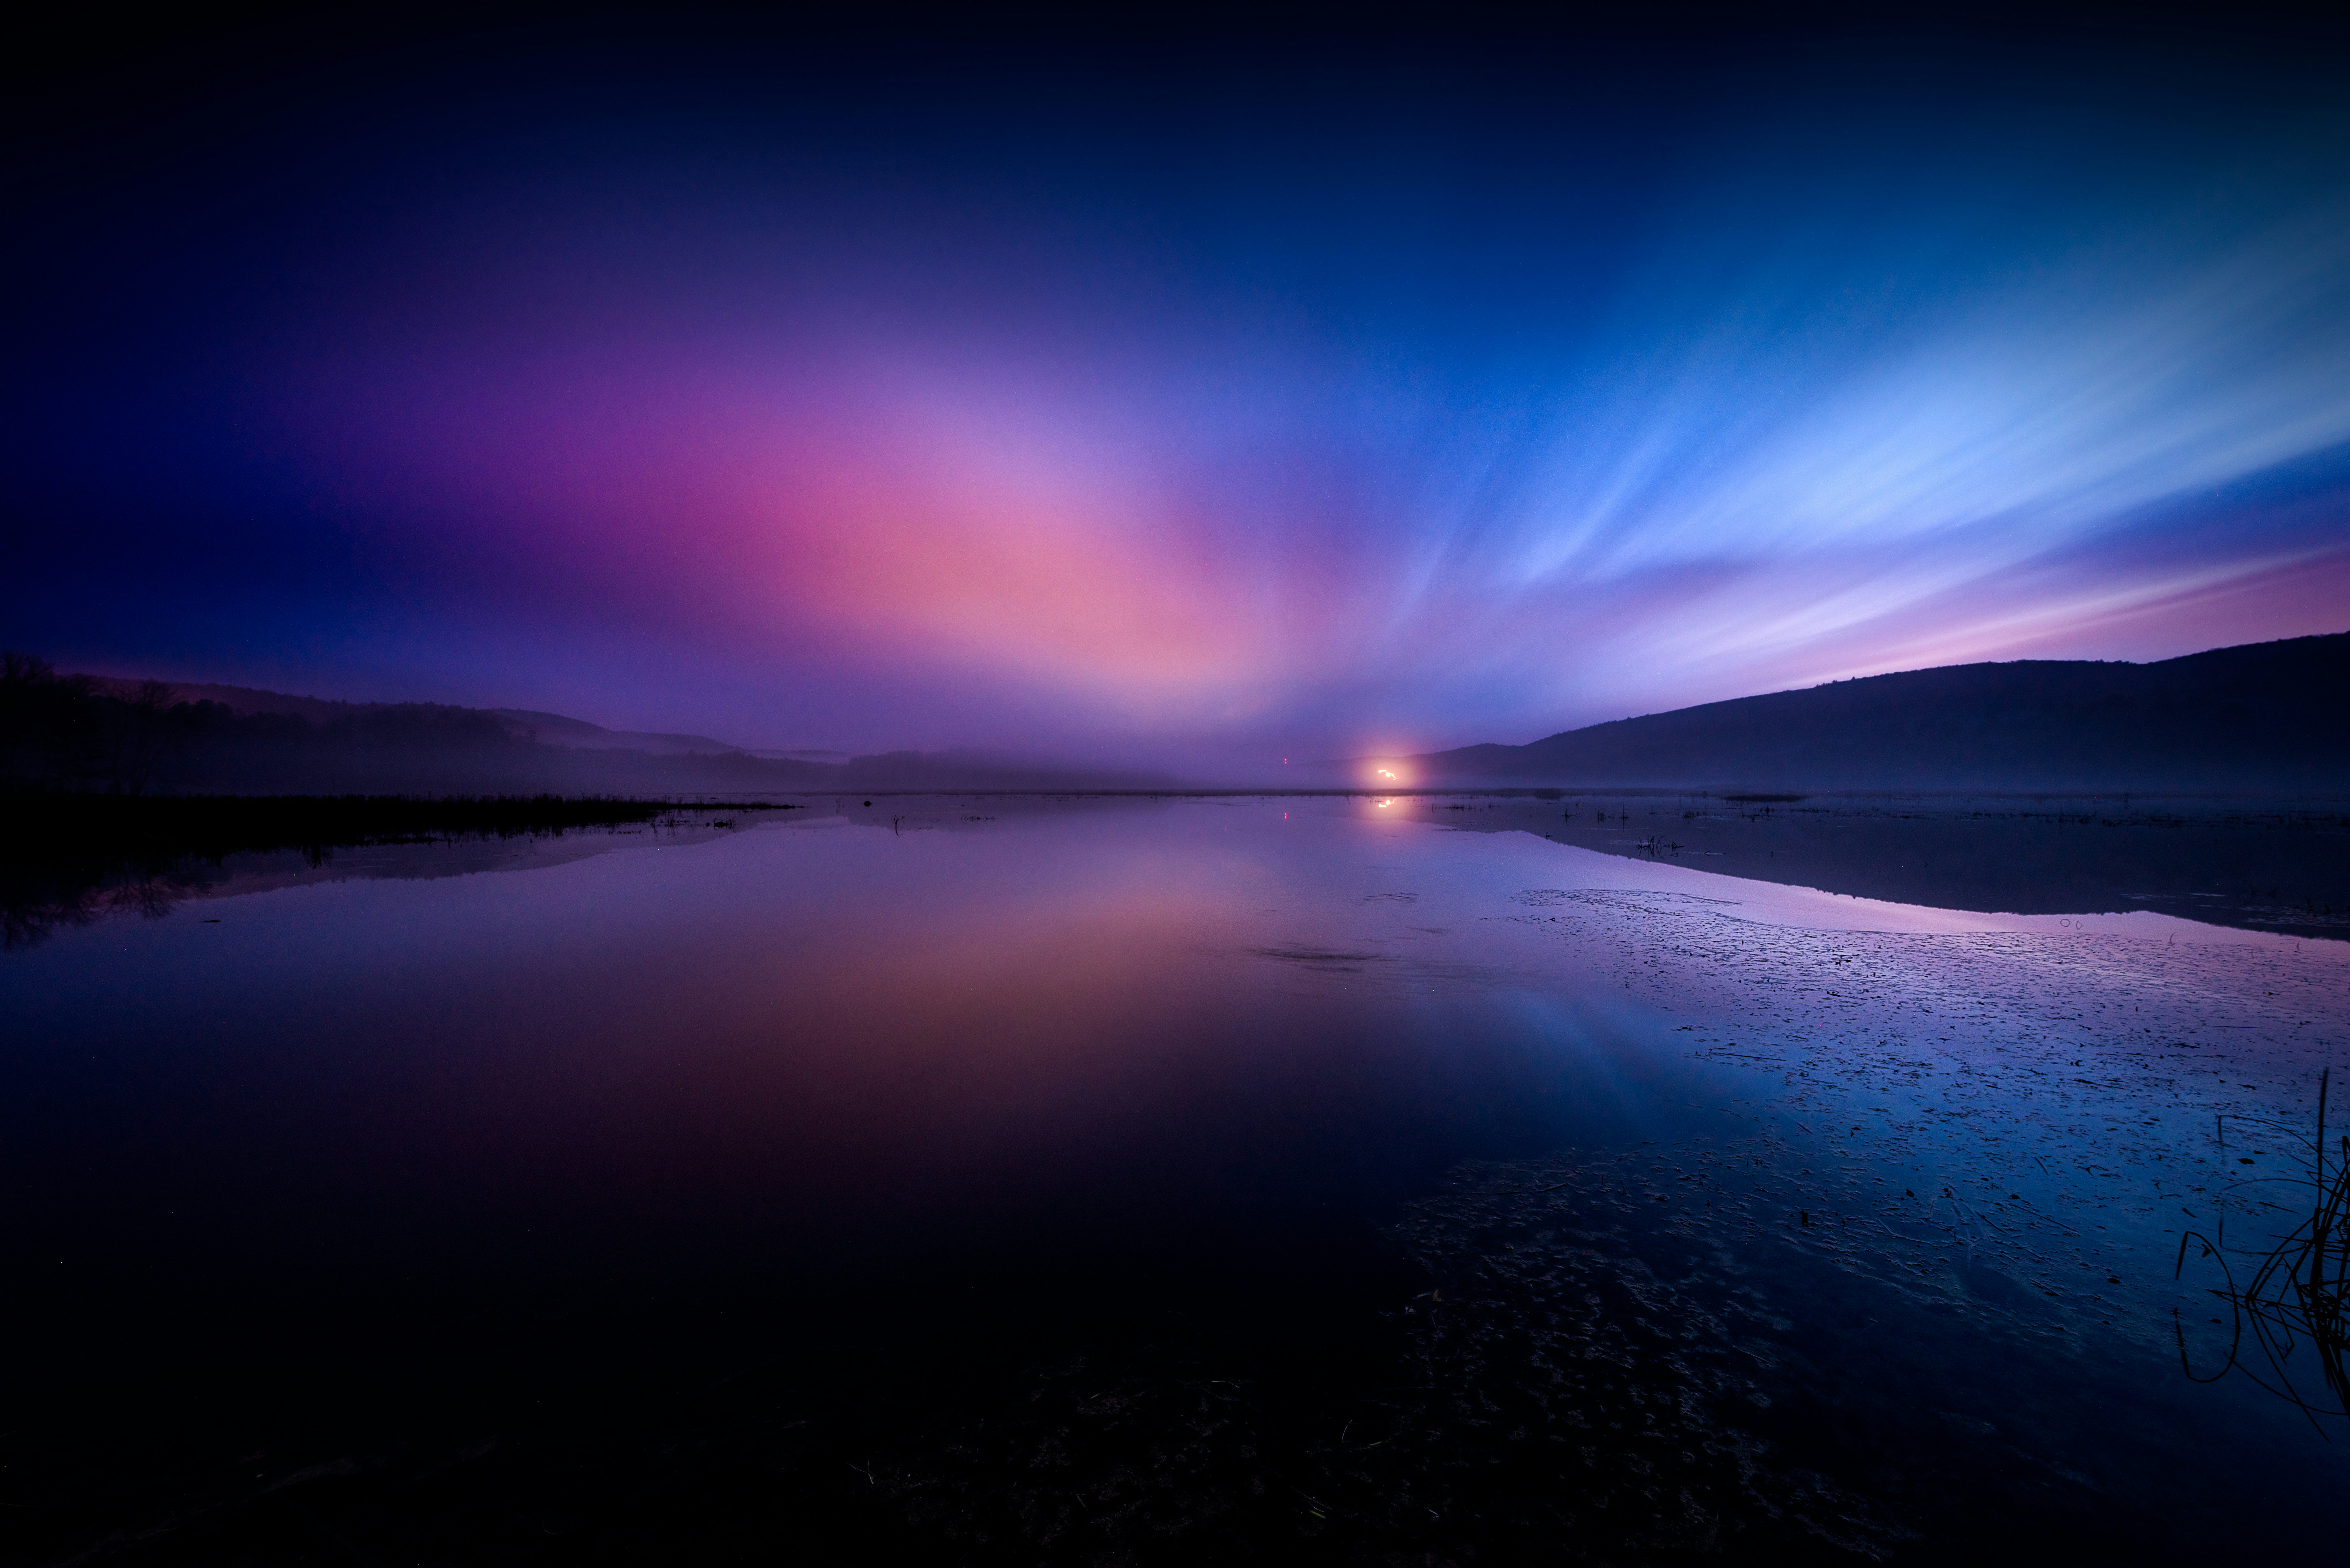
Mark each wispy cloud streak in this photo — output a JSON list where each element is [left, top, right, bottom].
[[10, 20, 2349, 758]]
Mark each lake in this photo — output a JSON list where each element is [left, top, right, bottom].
[[6, 793, 2346, 1564]]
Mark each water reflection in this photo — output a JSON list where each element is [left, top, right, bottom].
[[0, 799, 747, 949], [4, 795, 2345, 1562], [1437, 790, 2350, 939]]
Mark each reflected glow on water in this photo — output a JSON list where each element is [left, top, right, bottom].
[[4, 795, 2345, 1558]]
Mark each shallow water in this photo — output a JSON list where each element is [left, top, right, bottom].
[[5, 795, 2345, 1563]]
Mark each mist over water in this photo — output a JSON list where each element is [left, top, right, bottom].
[[14, 11, 2350, 1561], [8, 796, 2344, 1562]]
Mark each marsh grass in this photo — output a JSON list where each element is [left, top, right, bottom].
[[2175, 1068, 2350, 1431]]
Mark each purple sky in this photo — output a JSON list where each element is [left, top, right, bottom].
[[10, 8, 2349, 766]]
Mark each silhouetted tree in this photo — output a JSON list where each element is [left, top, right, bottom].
[[0, 651, 102, 790]]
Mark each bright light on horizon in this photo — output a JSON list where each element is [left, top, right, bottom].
[[11, 17, 2349, 760]]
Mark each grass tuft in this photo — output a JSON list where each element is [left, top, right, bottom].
[[2175, 1067, 2350, 1433]]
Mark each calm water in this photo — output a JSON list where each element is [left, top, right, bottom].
[[7, 795, 2346, 1563]]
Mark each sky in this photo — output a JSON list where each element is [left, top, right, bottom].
[[9, 5, 2350, 768]]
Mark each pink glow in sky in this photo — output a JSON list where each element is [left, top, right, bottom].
[[12, 17, 2350, 765]]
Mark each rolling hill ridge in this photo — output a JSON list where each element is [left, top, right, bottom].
[[1413, 632, 2350, 790]]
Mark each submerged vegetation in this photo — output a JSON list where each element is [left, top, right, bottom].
[[2177, 1070, 2350, 1431]]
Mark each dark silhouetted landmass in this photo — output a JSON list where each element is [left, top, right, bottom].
[[0, 792, 791, 950], [1413, 632, 2350, 790], [5, 655, 1170, 795]]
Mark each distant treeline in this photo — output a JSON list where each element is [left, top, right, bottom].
[[0, 653, 817, 794], [0, 653, 1170, 795], [1, 652, 569, 795]]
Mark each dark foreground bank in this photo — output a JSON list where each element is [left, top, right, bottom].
[[0, 793, 788, 949]]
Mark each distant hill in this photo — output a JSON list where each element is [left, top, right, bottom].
[[83, 678, 389, 728], [1413, 632, 2350, 791], [83, 680, 759, 756], [36, 668, 1168, 794], [489, 709, 749, 756]]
